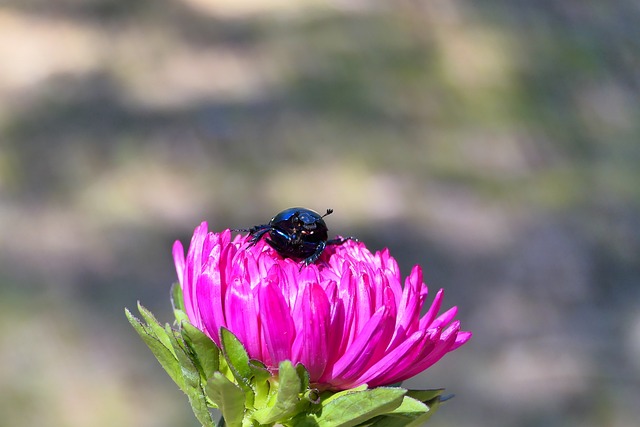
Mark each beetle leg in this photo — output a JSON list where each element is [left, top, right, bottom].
[[245, 225, 271, 246], [302, 240, 326, 266], [232, 224, 268, 233], [326, 236, 358, 246]]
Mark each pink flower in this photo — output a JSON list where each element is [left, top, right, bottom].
[[173, 222, 471, 391]]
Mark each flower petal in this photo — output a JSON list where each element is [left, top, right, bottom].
[[174, 226, 471, 390], [195, 267, 226, 344], [388, 265, 423, 350], [225, 277, 261, 358], [399, 322, 462, 382], [183, 222, 209, 323], [419, 288, 445, 329], [259, 272, 295, 366], [324, 300, 395, 386], [352, 330, 427, 388], [172, 240, 185, 287], [292, 282, 330, 380]]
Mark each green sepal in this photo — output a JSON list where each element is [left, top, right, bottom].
[[181, 321, 220, 380], [136, 302, 175, 356], [219, 327, 258, 410], [127, 304, 217, 426], [171, 282, 189, 324], [366, 394, 441, 427], [166, 327, 216, 427], [293, 387, 407, 427], [129, 302, 451, 427], [125, 307, 186, 393], [206, 372, 246, 427], [320, 384, 368, 405], [248, 359, 272, 409], [405, 388, 445, 403], [252, 360, 306, 424], [385, 394, 431, 416], [296, 363, 310, 391], [405, 398, 441, 427], [220, 328, 252, 385]]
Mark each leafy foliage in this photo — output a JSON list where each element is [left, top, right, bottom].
[[126, 288, 447, 426]]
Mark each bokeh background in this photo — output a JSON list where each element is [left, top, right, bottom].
[[1, 1, 639, 426]]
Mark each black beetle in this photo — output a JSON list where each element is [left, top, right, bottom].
[[236, 207, 355, 266]]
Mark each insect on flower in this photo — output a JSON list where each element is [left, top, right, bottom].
[[129, 212, 472, 427], [172, 223, 471, 391], [236, 207, 356, 266]]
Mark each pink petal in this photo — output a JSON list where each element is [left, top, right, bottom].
[[389, 265, 423, 349], [399, 323, 462, 382], [172, 240, 185, 287], [430, 306, 458, 329], [419, 288, 445, 329], [451, 330, 473, 350], [259, 276, 294, 366], [185, 222, 209, 323], [335, 269, 358, 352], [346, 330, 426, 388], [224, 277, 261, 359], [292, 282, 330, 381], [195, 268, 227, 344], [173, 225, 471, 390], [354, 271, 373, 333], [324, 302, 394, 386]]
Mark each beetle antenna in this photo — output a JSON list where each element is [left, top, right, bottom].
[[322, 209, 334, 218]]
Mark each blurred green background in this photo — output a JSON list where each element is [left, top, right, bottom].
[[1, 1, 639, 426]]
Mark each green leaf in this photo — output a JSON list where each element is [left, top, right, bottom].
[[207, 372, 246, 427], [171, 282, 189, 324], [365, 390, 444, 427], [167, 328, 215, 427], [387, 395, 431, 415], [125, 308, 186, 393], [252, 361, 304, 424], [321, 384, 368, 405], [366, 417, 410, 427], [248, 359, 270, 381], [219, 328, 257, 410], [248, 360, 272, 409], [404, 398, 441, 427], [366, 395, 433, 426], [220, 328, 252, 389], [297, 387, 407, 427], [181, 322, 220, 380], [296, 363, 310, 391], [136, 303, 175, 355], [405, 389, 444, 403], [171, 282, 185, 311], [166, 328, 201, 387]]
